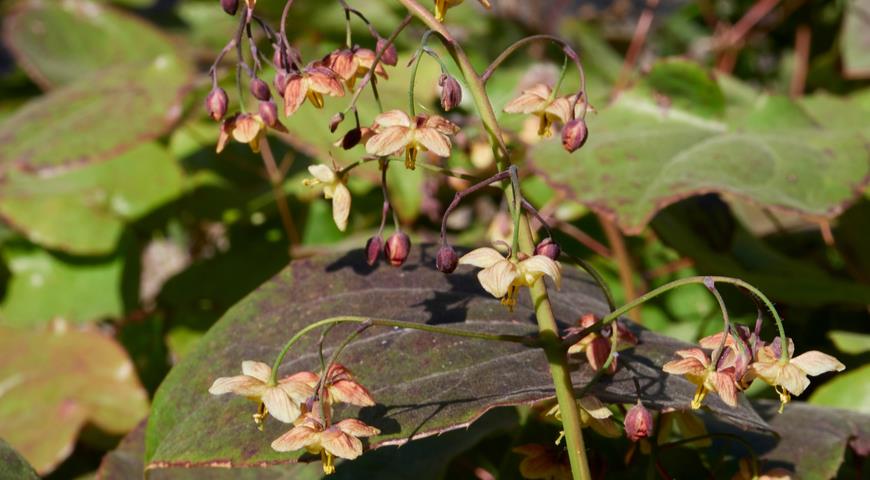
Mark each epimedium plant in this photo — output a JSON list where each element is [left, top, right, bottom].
[[165, 1, 857, 479]]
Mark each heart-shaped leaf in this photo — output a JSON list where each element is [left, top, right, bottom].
[[0, 326, 149, 474], [144, 247, 768, 470], [0, 142, 185, 254], [531, 60, 870, 235], [3, 0, 181, 87]]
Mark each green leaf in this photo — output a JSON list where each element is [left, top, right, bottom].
[[532, 62, 870, 235], [2, 0, 181, 87], [144, 247, 768, 469], [841, 0, 870, 79], [0, 438, 39, 480], [828, 330, 870, 355], [0, 242, 124, 326], [643, 58, 725, 118], [0, 326, 149, 474], [810, 365, 870, 414], [0, 143, 185, 254], [0, 55, 190, 175]]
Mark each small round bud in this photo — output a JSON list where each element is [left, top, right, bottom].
[[534, 238, 560, 261], [624, 402, 654, 442], [341, 128, 362, 150], [250, 78, 271, 101], [384, 232, 410, 267], [221, 0, 239, 15], [274, 71, 290, 98], [329, 112, 345, 133], [258, 101, 279, 127], [376, 37, 398, 66], [435, 245, 459, 273], [365, 236, 383, 266], [438, 74, 462, 111], [561, 118, 588, 153], [206, 87, 228, 121]]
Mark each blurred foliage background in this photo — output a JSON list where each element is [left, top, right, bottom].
[[0, 0, 868, 478]]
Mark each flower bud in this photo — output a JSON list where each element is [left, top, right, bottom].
[[384, 232, 410, 267], [341, 128, 362, 150], [274, 71, 289, 98], [438, 74, 462, 111], [206, 87, 228, 121], [561, 118, 588, 153], [250, 78, 271, 101], [435, 245, 459, 273], [329, 112, 345, 133], [221, 0, 239, 15], [258, 101, 279, 127], [365, 236, 383, 266], [624, 402, 653, 442], [376, 37, 398, 66], [534, 238, 560, 261]]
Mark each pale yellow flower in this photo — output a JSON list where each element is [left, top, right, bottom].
[[288, 364, 375, 407], [458, 247, 561, 311], [503, 83, 591, 138], [548, 396, 621, 439], [217, 113, 266, 153], [271, 412, 380, 475], [512, 444, 571, 480], [731, 458, 792, 480], [365, 110, 459, 170], [434, 0, 491, 22], [749, 339, 844, 413], [303, 165, 351, 232], [662, 348, 739, 409], [208, 361, 314, 428]]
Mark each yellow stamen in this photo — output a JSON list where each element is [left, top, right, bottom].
[[554, 430, 565, 445], [405, 146, 418, 170], [537, 114, 553, 137], [435, 0, 447, 21], [691, 384, 707, 410], [500, 285, 519, 312], [308, 91, 325, 109], [322, 451, 336, 475], [775, 385, 790, 413], [253, 401, 268, 431]]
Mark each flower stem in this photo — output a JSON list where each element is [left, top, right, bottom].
[[268, 316, 537, 384]]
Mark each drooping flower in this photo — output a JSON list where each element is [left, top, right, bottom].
[[327, 47, 389, 90], [748, 337, 844, 413], [662, 348, 739, 409], [566, 313, 638, 374], [457, 247, 561, 312], [283, 65, 345, 116], [548, 396, 621, 439], [271, 412, 380, 475], [208, 361, 314, 428], [503, 84, 591, 138], [433, 0, 491, 22], [365, 110, 459, 170], [699, 327, 756, 390], [216, 113, 265, 153], [512, 444, 571, 480], [303, 165, 351, 232], [292, 364, 376, 408]]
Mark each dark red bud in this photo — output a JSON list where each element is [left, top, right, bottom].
[[376, 37, 398, 66], [384, 232, 410, 267], [534, 238, 560, 261], [435, 245, 458, 273], [258, 101, 279, 127], [250, 78, 271, 101], [561, 118, 588, 153], [221, 0, 239, 15], [438, 74, 462, 111], [329, 112, 345, 133], [341, 128, 362, 150], [365, 236, 383, 266], [624, 402, 654, 442], [206, 87, 228, 121]]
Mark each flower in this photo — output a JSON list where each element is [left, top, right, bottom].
[[327, 47, 389, 90], [434, 0, 491, 22], [624, 401, 654, 442], [457, 247, 561, 312], [293, 363, 376, 407], [271, 412, 380, 474], [283, 65, 345, 116], [208, 361, 314, 428], [749, 337, 844, 413], [731, 458, 792, 480], [365, 110, 459, 170], [698, 327, 756, 390], [566, 314, 637, 374], [216, 113, 266, 153], [512, 444, 571, 480], [303, 165, 351, 232], [503, 83, 590, 138], [547, 396, 621, 439], [662, 348, 739, 409]]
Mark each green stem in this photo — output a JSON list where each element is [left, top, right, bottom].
[[394, 3, 593, 479], [268, 316, 536, 384]]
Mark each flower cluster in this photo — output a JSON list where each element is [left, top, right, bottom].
[[209, 361, 379, 474], [663, 326, 844, 412]]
